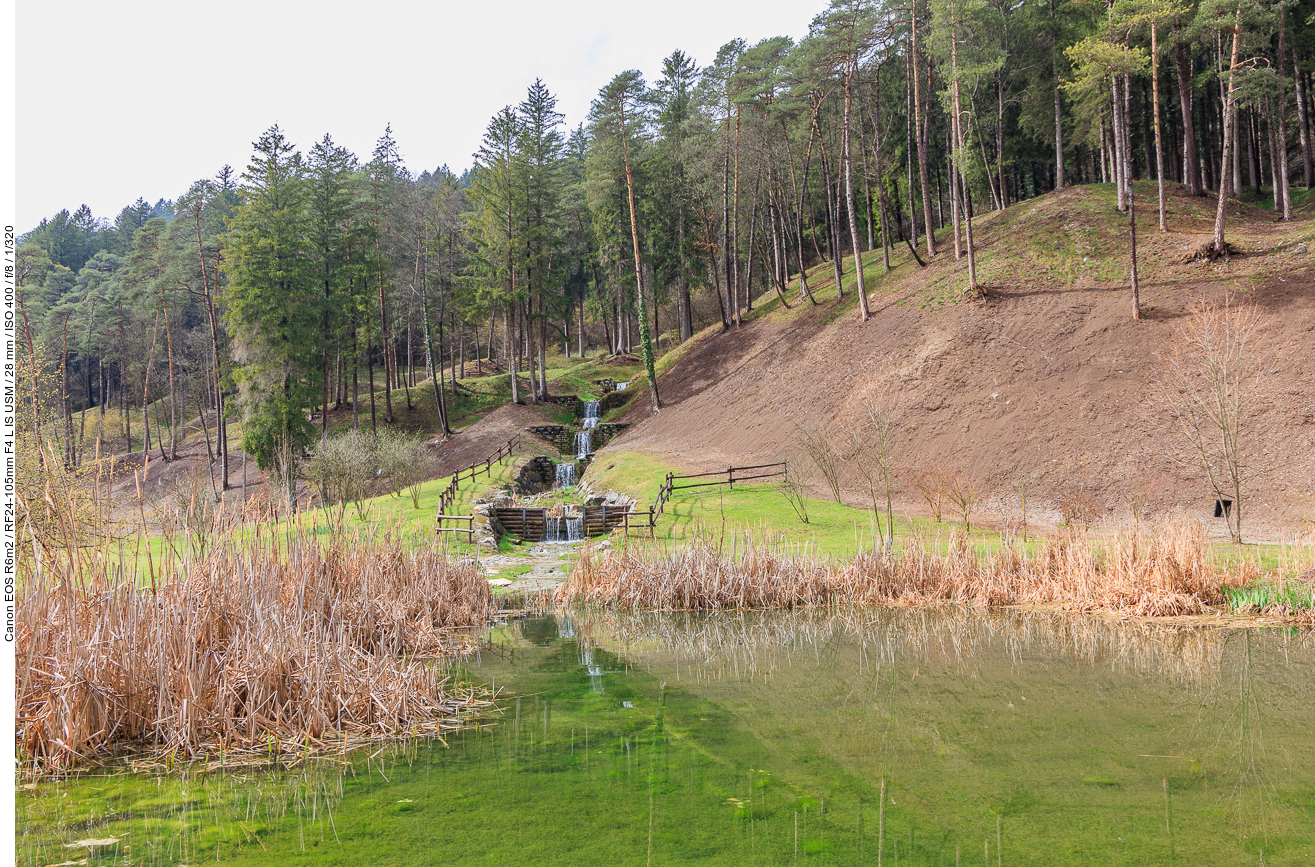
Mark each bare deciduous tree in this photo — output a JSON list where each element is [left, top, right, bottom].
[[844, 385, 902, 552], [1151, 297, 1272, 544], [941, 467, 980, 532], [911, 463, 947, 523]]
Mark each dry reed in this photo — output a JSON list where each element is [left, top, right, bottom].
[[557, 519, 1256, 618], [18, 529, 496, 773]]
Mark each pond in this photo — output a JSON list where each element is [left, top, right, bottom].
[[17, 609, 1315, 865]]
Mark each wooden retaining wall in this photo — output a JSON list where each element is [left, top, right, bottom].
[[494, 505, 631, 541]]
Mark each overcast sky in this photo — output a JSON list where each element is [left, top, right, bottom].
[[15, 0, 817, 232]]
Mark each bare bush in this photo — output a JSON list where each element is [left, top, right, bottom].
[[911, 464, 947, 523], [844, 392, 901, 552], [777, 478, 811, 524], [1058, 490, 1102, 531], [304, 431, 375, 525], [373, 430, 433, 506], [798, 425, 845, 503], [940, 468, 980, 533]]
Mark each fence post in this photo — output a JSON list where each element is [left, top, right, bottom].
[[783, 458, 788, 483], [728, 466, 735, 490]]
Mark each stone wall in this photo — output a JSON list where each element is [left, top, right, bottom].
[[525, 424, 573, 454], [592, 422, 630, 450], [599, 389, 635, 413], [546, 395, 583, 411], [513, 455, 557, 496]]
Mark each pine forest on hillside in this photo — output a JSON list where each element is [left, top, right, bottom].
[[16, 0, 1315, 502]]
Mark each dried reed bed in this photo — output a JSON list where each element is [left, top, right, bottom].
[[18, 530, 497, 773], [557, 519, 1252, 618]]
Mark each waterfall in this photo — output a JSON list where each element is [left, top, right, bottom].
[[616, 381, 628, 391], [575, 431, 591, 459], [581, 648, 604, 693], [582, 400, 601, 430], [566, 515, 584, 542], [545, 515, 563, 542], [556, 463, 575, 489]]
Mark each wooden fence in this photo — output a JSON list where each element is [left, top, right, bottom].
[[435, 434, 520, 541], [651, 461, 788, 518]]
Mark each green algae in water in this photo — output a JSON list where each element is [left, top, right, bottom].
[[17, 610, 1315, 865]]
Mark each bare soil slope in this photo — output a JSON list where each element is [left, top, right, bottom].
[[609, 184, 1315, 538]]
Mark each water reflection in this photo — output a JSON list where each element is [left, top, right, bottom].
[[17, 609, 1314, 866]]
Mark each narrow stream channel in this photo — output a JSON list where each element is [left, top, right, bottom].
[[17, 610, 1314, 865]]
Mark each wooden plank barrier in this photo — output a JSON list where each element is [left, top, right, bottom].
[[494, 504, 630, 541]]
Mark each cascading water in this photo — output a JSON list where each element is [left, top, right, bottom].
[[566, 515, 584, 542], [545, 515, 563, 542], [575, 431, 591, 459], [581, 400, 601, 430], [555, 463, 576, 489], [616, 381, 628, 391]]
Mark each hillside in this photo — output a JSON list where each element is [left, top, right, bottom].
[[605, 183, 1315, 541]]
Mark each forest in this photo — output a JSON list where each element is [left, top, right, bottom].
[[15, 0, 1314, 499]]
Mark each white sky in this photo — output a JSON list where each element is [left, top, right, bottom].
[[14, 0, 818, 232]]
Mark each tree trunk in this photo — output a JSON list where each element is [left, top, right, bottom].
[[949, 128, 962, 259], [1174, 33, 1204, 196], [1294, 48, 1313, 189], [506, 303, 519, 404], [1151, 23, 1167, 230], [951, 35, 979, 290], [619, 102, 661, 413], [819, 144, 845, 299], [1112, 79, 1128, 212], [912, 0, 937, 256], [423, 293, 448, 436], [843, 61, 871, 321], [1054, 62, 1066, 189], [1274, 10, 1292, 219], [163, 301, 178, 459], [142, 311, 160, 461], [732, 106, 742, 327], [1129, 181, 1140, 319], [721, 113, 733, 330], [1213, 8, 1243, 259]]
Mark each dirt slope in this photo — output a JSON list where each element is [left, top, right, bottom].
[[608, 184, 1315, 539]]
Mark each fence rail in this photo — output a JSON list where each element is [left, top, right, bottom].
[[624, 460, 789, 536], [435, 515, 475, 542], [650, 460, 787, 519], [435, 434, 520, 524]]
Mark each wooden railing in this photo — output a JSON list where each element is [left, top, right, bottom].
[[435, 435, 521, 539], [606, 460, 788, 537], [651, 461, 788, 518], [435, 515, 475, 541]]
